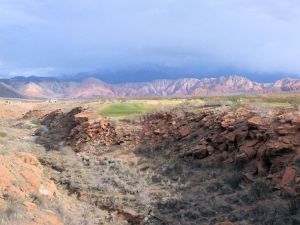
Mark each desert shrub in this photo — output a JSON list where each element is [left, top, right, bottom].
[[201, 158, 224, 170], [225, 196, 242, 206], [184, 210, 199, 220], [227, 213, 243, 223], [206, 181, 223, 193], [189, 160, 203, 169], [0, 131, 7, 137], [163, 139, 172, 149], [249, 179, 272, 200], [198, 207, 216, 217], [162, 161, 184, 179], [293, 157, 300, 168], [288, 198, 300, 215], [187, 132, 199, 140], [173, 161, 183, 174], [219, 185, 235, 195], [215, 204, 233, 214], [234, 158, 247, 171], [135, 146, 153, 157], [0, 196, 24, 223], [157, 199, 189, 214], [30, 193, 47, 207], [247, 201, 293, 225], [223, 172, 243, 189]]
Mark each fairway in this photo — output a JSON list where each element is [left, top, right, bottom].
[[96, 99, 206, 119], [98, 103, 152, 118]]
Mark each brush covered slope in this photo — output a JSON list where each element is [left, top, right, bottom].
[[33, 103, 300, 225]]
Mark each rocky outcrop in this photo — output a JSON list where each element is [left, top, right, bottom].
[[140, 107, 300, 196], [37, 106, 300, 196], [35, 107, 88, 150], [35, 106, 300, 196], [67, 120, 120, 151], [36, 107, 139, 152], [31, 105, 300, 224]]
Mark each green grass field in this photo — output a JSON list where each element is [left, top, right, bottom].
[[96, 99, 205, 119], [98, 103, 153, 118], [95, 94, 299, 119], [198, 95, 300, 109]]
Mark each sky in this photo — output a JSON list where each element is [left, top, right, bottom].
[[0, 0, 300, 81]]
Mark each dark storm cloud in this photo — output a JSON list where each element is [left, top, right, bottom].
[[0, 0, 299, 79]]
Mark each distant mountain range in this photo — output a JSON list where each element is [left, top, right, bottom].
[[0, 75, 299, 99]]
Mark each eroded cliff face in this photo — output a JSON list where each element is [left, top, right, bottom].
[[32, 105, 300, 225]]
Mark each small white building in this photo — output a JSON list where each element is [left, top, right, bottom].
[[47, 99, 58, 103]]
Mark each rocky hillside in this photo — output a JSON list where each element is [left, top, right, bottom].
[[0, 152, 64, 225], [0, 104, 129, 225], [33, 105, 300, 225], [0, 76, 300, 99]]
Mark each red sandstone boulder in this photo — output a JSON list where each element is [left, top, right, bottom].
[[265, 140, 294, 157], [179, 126, 191, 138], [280, 166, 297, 188], [221, 118, 236, 130], [248, 116, 265, 127]]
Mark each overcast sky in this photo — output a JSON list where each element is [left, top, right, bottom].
[[0, 0, 300, 80]]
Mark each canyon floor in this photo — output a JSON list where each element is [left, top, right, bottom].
[[0, 96, 299, 225]]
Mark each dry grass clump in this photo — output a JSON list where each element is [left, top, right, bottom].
[[223, 172, 243, 190], [249, 179, 273, 200], [288, 198, 300, 215], [247, 199, 300, 225], [0, 193, 25, 225]]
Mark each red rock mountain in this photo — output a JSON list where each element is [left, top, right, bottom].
[[273, 78, 300, 91], [0, 76, 299, 99]]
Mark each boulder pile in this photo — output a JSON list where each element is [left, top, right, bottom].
[[36, 107, 138, 152], [35, 107, 87, 150], [141, 107, 300, 196], [67, 119, 119, 151]]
